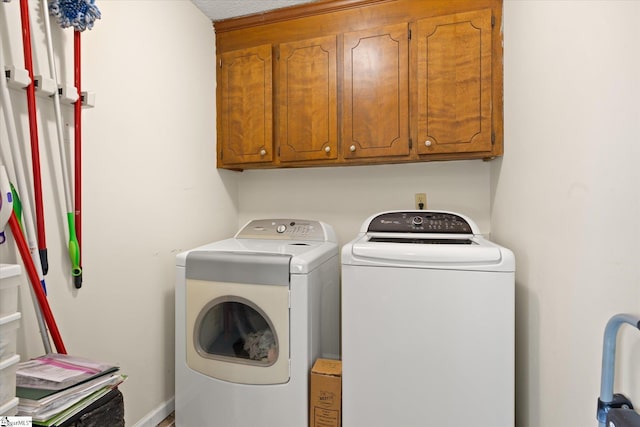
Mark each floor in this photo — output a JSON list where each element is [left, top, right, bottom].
[[156, 411, 175, 427]]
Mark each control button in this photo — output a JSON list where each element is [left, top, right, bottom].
[[276, 224, 287, 234], [412, 216, 423, 226]]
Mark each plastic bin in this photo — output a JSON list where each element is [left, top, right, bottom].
[[0, 312, 21, 361], [0, 354, 20, 407], [0, 264, 21, 317]]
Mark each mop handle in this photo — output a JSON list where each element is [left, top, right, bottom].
[[48, 0, 101, 290], [19, 0, 48, 275], [9, 212, 66, 354], [74, 30, 83, 288], [41, 0, 83, 287]]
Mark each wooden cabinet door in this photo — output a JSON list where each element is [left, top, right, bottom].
[[415, 9, 493, 155], [279, 35, 337, 162], [343, 23, 410, 159], [218, 44, 273, 166]]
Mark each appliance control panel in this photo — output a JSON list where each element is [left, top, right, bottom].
[[236, 219, 328, 241], [367, 211, 473, 234]]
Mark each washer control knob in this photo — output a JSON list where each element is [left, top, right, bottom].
[[412, 216, 424, 226], [276, 224, 287, 233]]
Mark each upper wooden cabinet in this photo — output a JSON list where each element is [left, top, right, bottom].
[[343, 23, 409, 160], [218, 44, 273, 166], [214, 0, 504, 170], [415, 9, 493, 155], [279, 35, 338, 163]]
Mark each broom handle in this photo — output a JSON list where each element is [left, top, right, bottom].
[[19, 0, 48, 275], [9, 212, 66, 354], [0, 49, 52, 354]]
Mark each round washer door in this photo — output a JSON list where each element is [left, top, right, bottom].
[[186, 279, 289, 384]]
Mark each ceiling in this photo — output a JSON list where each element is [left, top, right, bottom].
[[191, 0, 316, 21]]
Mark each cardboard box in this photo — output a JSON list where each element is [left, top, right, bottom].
[[310, 358, 341, 427]]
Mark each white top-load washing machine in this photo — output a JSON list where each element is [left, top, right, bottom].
[[341, 210, 515, 427], [175, 219, 340, 427]]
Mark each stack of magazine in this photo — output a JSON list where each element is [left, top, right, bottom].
[[15, 353, 126, 426]]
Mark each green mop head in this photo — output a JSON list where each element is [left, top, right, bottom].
[[49, 0, 101, 31]]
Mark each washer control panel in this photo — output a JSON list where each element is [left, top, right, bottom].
[[367, 211, 473, 234], [236, 219, 328, 241]]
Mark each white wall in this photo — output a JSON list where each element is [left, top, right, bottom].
[[0, 1, 237, 424], [493, 1, 640, 426], [237, 160, 493, 245]]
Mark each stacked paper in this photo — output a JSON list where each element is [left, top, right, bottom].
[[16, 354, 126, 426]]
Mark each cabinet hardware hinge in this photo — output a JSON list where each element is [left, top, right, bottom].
[[491, 132, 495, 145], [491, 15, 495, 27], [409, 138, 412, 149], [219, 58, 222, 68], [408, 28, 412, 40]]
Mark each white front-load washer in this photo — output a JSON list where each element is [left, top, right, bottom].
[[175, 219, 339, 427], [341, 210, 515, 427]]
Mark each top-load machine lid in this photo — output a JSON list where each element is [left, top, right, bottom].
[[343, 210, 514, 271]]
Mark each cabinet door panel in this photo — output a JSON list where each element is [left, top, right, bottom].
[[343, 23, 409, 159], [416, 9, 492, 154], [279, 35, 337, 162], [220, 44, 272, 165]]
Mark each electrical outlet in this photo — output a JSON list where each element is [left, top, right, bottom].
[[415, 193, 427, 210]]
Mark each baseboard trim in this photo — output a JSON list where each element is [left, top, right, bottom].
[[133, 396, 175, 427]]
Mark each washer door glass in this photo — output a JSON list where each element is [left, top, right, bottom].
[[196, 297, 278, 365]]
